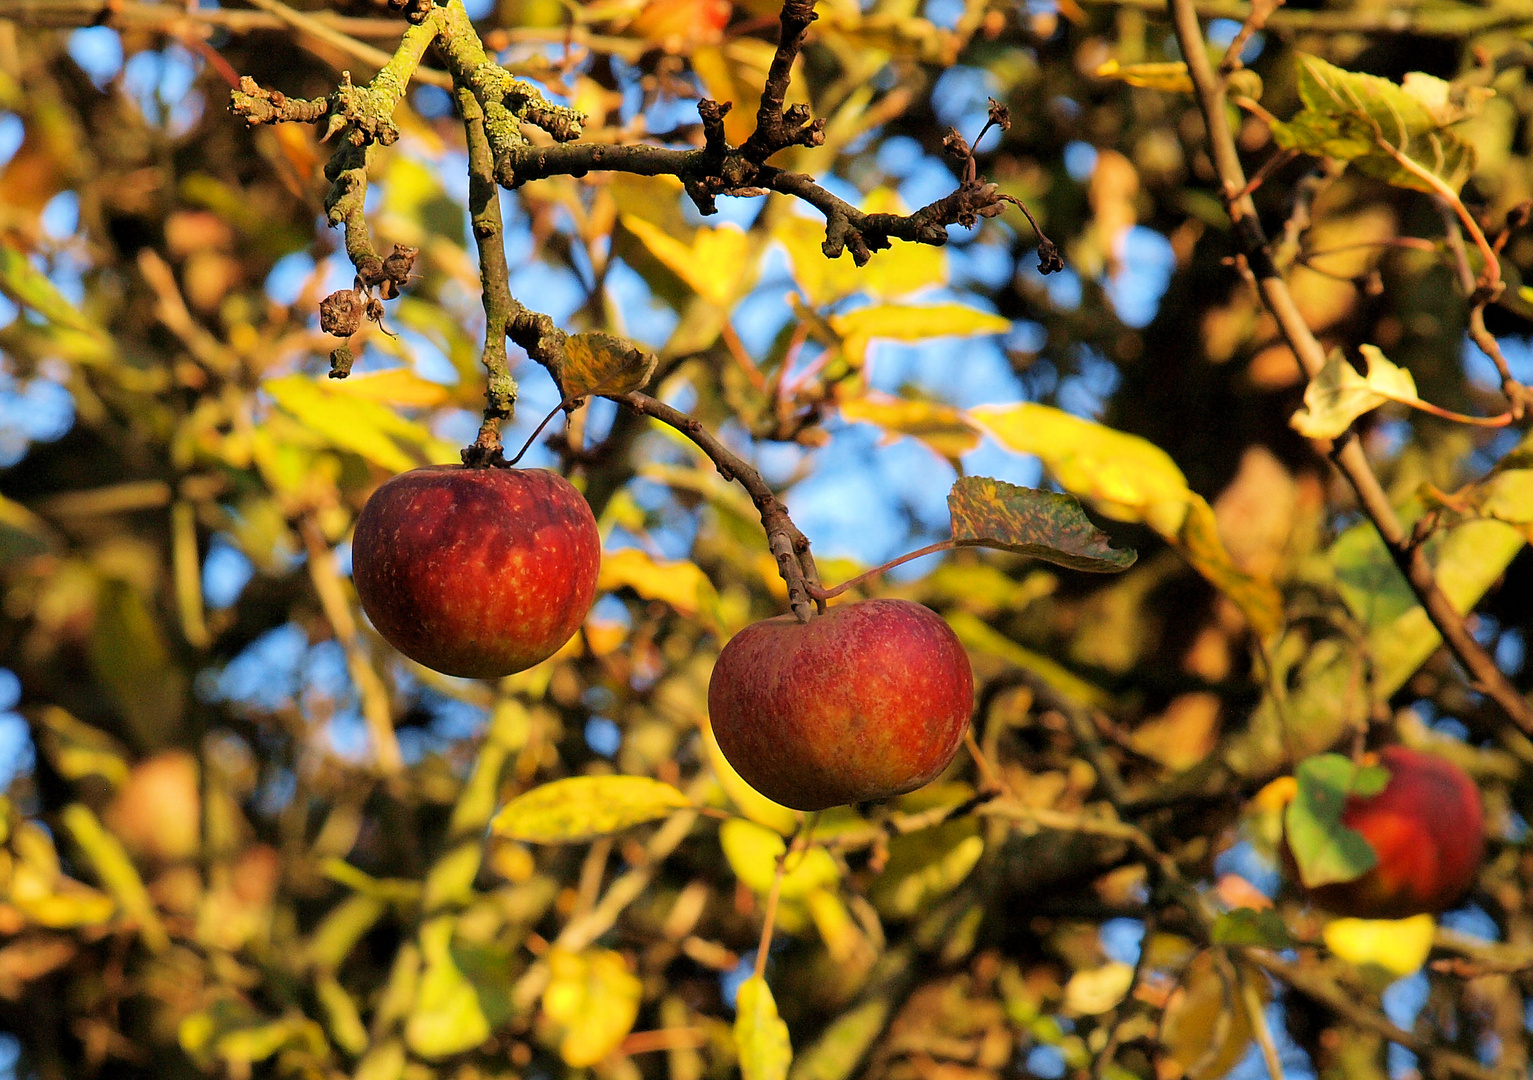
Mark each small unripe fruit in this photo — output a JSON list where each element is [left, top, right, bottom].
[[352, 466, 600, 679], [1303, 746, 1485, 920], [707, 598, 974, 811]]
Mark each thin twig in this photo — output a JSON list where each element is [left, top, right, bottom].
[[1166, 0, 1533, 738]]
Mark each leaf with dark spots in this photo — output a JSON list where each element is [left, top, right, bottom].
[[559, 331, 658, 400], [948, 476, 1136, 573]]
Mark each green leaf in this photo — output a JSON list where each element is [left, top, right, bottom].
[[1290, 347, 1422, 439], [263, 374, 452, 473], [1094, 59, 1193, 93], [61, 804, 168, 953], [542, 947, 643, 1066], [1270, 54, 1477, 195], [736, 977, 792, 1080], [490, 775, 691, 843], [559, 331, 658, 399], [1211, 908, 1295, 949], [405, 916, 491, 1059], [1285, 754, 1388, 888], [948, 475, 1136, 573], [828, 304, 1011, 367], [720, 819, 841, 899], [0, 241, 110, 341]]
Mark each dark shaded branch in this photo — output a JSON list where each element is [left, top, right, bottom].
[[1243, 952, 1512, 1080], [738, 0, 825, 162], [1166, 0, 1533, 738]]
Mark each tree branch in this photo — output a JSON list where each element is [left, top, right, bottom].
[[607, 392, 822, 622], [1166, 0, 1533, 738]]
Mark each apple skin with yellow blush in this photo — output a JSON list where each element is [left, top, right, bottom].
[[707, 598, 974, 812], [351, 466, 600, 679], [1304, 745, 1485, 920]]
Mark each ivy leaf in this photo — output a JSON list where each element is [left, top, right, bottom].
[[735, 977, 792, 1080], [1284, 754, 1388, 888], [1095, 59, 1193, 93], [1290, 346, 1422, 439], [947, 476, 1135, 572], [1270, 54, 1478, 195], [1211, 908, 1295, 949], [559, 331, 658, 399], [490, 776, 691, 843]]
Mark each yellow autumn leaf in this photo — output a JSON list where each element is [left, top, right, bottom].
[[598, 547, 719, 621], [840, 394, 980, 461], [735, 976, 792, 1080], [542, 947, 643, 1067], [326, 367, 451, 407], [619, 214, 751, 307], [492, 775, 691, 843], [828, 304, 1011, 367], [1323, 914, 1435, 977], [1095, 59, 1194, 93], [1290, 346, 1424, 439], [719, 819, 841, 899], [776, 189, 947, 304], [405, 916, 490, 1059]]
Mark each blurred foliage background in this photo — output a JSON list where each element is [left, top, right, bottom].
[[1, 0, 1532, 1077]]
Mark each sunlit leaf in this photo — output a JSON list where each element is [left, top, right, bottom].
[[1322, 913, 1435, 977], [719, 819, 841, 899], [839, 394, 979, 462], [33, 706, 129, 788], [946, 611, 1114, 708], [948, 475, 1135, 572], [327, 367, 452, 407], [1063, 962, 1134, 1016], [1270, 54, 1478, 195], [620, 214, 751, 307], [598, 547, 719, 621], [1285, 754, 1388, 888], [542, 947, 643, 1067], [263, 374, 452, 473], [60, 803, 168, 952], [1095, 59, 1193, 93], [491, 775, 691, 843], [406, 916, 491, 1059], [0, 241, 109, 342], [735, 976, 792, 1080], [970, 404, 1281, 632], [828, 304, 1011, 367], [1290, 346, 1423, 438], [560, 331, 658, 399]]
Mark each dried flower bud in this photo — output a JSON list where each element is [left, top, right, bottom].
[[319, 289, 364, 337], [987, 98, 1011, 131], [329, 344, 355, 379], [942, 128, 972, 161]]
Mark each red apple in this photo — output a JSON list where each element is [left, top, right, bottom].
[[351, 466, 600, 679], [1304, 746, 1485, 919], [707, 598, 974, 811]]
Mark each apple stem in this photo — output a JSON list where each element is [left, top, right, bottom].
[[810, 540, 959, 602], [506, 401, 568, 467]]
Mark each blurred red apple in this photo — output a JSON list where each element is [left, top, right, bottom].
[[352, 466, 600, 679], [1304, 746, 1484, 919], [707, 598, 973, 811]]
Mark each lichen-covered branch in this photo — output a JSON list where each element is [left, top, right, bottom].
[[459, 87, 519, 467], [1166, 0, 1533, 736], [738, 0, 825, 163]]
